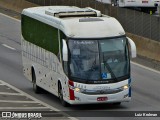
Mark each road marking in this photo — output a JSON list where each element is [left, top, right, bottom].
[[0, 92, 23, 96], [0, 80, 78, 120], [2, 44, 16, 50], [0, 84, 5, 85], [0, 100, 38, 103], [0, 12, 20, 22], [0, 80, 60, 111], [0, 107, 49, 109], [131, 61, 160, 74]]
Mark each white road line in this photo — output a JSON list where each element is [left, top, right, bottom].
[[0, 80, 78, 120], [0, 107, 49, 109], [0, 92, 23, 96], [0, 80, 59, 111], [131, 61, 160, 74], [0, 84, 5, 85], [0, 12, 20, 22], [2, 44, 16, 50], [0, 100, 38, 103]]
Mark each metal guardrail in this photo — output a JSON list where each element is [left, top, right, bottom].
[[25, 0, 160, 42]]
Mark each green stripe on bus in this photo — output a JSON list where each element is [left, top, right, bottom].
[[22, 15, 59, 54]]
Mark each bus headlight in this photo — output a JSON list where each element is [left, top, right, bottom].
[[74, 87, 80, 92], [119, 85, 129, 91], [123, 85, 129, 90]]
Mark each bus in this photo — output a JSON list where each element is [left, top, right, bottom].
[[21, 6, 136, 106], [97, 0, 160, 13], [119, 0, 160, 13]]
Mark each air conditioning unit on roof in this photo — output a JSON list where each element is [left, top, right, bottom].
[[45, 7, 101, 18]]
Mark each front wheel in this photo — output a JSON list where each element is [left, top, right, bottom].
[[58, 84, 69, 107]]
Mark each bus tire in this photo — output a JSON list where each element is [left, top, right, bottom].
[[58, 83, 68, 107], [32, 68, 41, 94]]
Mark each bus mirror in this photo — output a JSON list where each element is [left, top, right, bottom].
[[62, 39, 68, 61], [127, 37, 137, 58]]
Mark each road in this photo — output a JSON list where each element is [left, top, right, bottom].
[[0, 13, 160, 120]]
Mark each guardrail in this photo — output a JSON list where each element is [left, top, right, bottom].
[[26, 0, 160, 42]]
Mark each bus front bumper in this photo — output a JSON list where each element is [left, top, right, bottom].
[[67, 89, 131, 105]]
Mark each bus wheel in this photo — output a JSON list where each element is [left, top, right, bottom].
[[58, 84, 68, 107], [32, 69, 41, 94]]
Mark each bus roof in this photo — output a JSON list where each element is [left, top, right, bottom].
[[22, 6, 125, 38]]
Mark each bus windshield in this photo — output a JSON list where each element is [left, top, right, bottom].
[[68, 37, 130, 83]]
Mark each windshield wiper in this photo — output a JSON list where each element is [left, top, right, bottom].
[[86, 54, 100, 82], [104, 62, 118, 81], [102, 53, 118, 82]]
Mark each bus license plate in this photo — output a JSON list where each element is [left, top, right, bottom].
[[97, 97, 107, 101]]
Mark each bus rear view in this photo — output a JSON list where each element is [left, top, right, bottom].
[[21, 6, 136, 106]]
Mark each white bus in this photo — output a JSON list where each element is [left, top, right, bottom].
[[97, 0, 160, 13], [118, 0, 160, 7], [21, 6, 136, 106], [96, 0, 111, 4]]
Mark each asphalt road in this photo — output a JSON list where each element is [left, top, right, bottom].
[[0, 13, 160, 120]]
